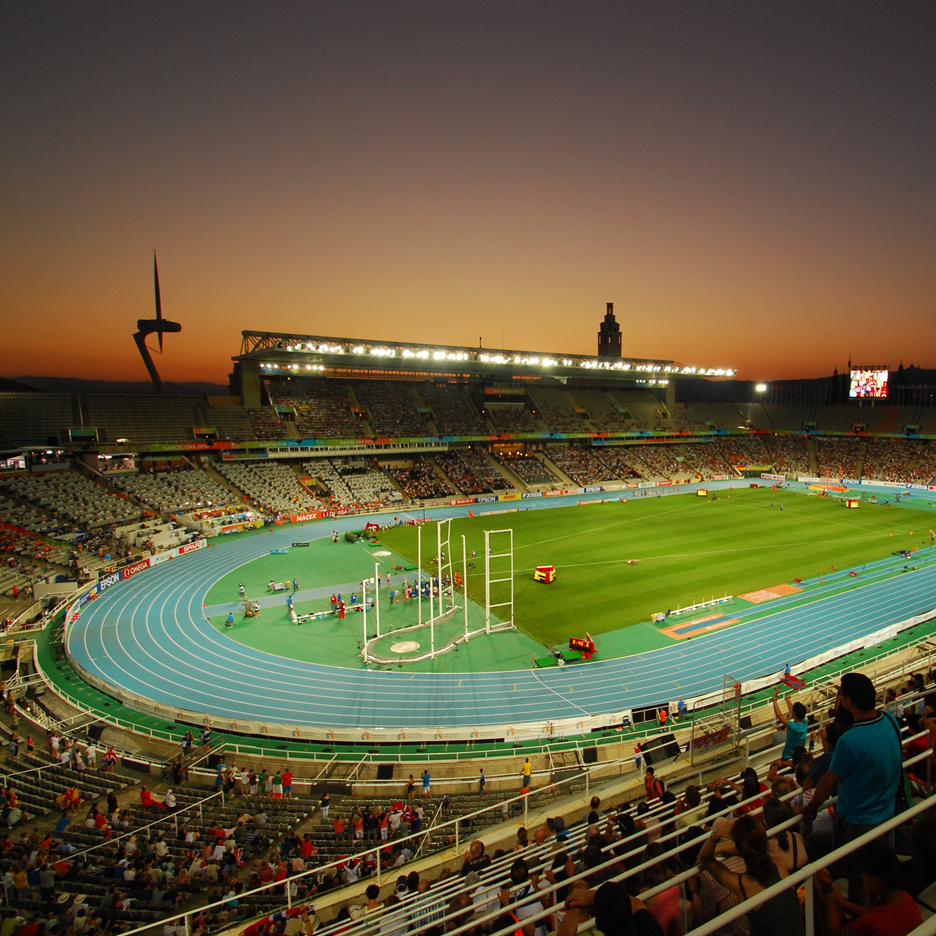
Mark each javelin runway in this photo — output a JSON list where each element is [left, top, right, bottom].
[[65, 497, 936, 733]]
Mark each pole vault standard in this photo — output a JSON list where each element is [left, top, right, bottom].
[[462, 534, 469, 641], [374, 561, 380, 640], [484, 528, 514, 635], [362, 577, 368, 663]]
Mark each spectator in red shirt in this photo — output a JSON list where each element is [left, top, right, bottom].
[[817, 843, 922, 936]]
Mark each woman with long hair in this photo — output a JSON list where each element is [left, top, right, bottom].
[[761, 797, 807, 874], [698, 816, 804, 936]]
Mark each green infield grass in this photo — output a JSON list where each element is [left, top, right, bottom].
[[377, 487, 931, 647]]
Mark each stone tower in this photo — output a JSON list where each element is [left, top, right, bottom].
[[597, 302, 622, 358]]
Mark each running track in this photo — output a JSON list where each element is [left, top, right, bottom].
[[65, 489, 936, 734]]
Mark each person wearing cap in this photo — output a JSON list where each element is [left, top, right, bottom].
[[801, 672, 901, 847], [164, 789, 177, 811]]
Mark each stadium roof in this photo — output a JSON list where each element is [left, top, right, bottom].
[[236, 330, 736, 382]]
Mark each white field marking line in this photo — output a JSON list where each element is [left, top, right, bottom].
[[526, 668, 591, 716]]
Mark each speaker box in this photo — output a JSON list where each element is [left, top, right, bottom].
[[642, 732, 680, 762], [583, 747, 598, 764], [376, 763, 394, 781], [87, 724, 105, 741]]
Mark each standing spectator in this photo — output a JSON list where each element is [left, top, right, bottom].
[[771, 688, 809, 767], [802, 672, 902, 846]]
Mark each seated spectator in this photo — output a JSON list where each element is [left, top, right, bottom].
[[816, 843, 922, 936], [699, 816, 804, 936]]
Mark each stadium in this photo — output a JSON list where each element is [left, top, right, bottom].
[[2, 311, 936, 936]]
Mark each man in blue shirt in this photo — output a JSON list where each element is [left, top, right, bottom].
[[771, 687, 809, 767]]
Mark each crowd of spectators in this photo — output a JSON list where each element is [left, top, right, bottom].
[[271, 381, 364, 440], [862, 440, 917, 483], [249, 409, 288, 441], [434, 450, 509, 495], [217, 463, 323, 517], [673, 442, 732, 478], [354, 385, 427, 439], [388, 459, 456, 501], [628, 445, 686, 479], [592, 448, 644, 480], [539, 445, 611, 486], [763, 436, 810, 476], [418, 384, 490, 436], [908, 442, 936, 484], [814, 437, 861, 480], [495, 454, 556, 486]]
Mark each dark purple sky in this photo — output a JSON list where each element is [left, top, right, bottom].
[[2, 2, 934, 383]]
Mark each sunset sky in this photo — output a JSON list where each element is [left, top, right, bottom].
[[2, 2, 934, 385]]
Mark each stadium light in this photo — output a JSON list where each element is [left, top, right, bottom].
[[756, 383, 768, 392]]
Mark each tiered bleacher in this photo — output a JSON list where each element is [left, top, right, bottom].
[[434, 449, 510, 494], [539, 444, 612, 486], [763, 435, 810, 476], [271, 381, 363, 439], [3, 470, 141, 529], [388, 458, 456, 501], [495, 453, 555, 486], [628, 444, 687, 479], [592, 447, 645, 480], [305, 458, 396, 509], [110, 466, 241, 516], [353, 384, 427, 438], [217, 462, 323, 516], [417, 383, 489, 436], [814, 436, 861, 479]]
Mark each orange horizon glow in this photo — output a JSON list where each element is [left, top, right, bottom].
[[2, 4, 934, 386]]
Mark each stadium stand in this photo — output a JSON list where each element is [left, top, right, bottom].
[[304, 458, 397, 509], [909, 441, 936, 483], [539, 444, 614, 486], [813, 436, 861, 480], [110, 466, 242, 516], [353, 383, 427, 438], [526, 388, 587, 432], [81, 395, 204, 444], [593, 446, 646, 480], [388, 457, 457, 501], [0, 393, 76, 448], [3, 470, 141, 529], [217, 462, 323, 516], [417, 382, 490, 436], [271, 381, 365, 439], [762, 435, 810, 477], [494, 453, 556, 486], [434, 449, 509, 494]]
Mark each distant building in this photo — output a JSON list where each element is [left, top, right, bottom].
[[597, 302, 622, 358]]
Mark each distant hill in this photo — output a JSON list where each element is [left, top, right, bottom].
[[11, 377, 231, 396], [0, 377, 42, 392]]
